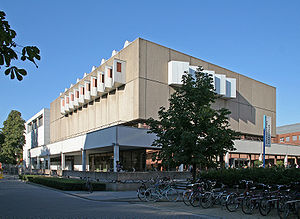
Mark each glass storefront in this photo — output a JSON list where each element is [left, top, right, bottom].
[[88, 149, 146, 172], [89, 152, 113, 172]]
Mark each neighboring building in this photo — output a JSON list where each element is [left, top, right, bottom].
[[272, 123, 300, 146], [24, 38, 300, 171], [23, 108, 50, 169]]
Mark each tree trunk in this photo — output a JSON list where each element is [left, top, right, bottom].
[[192, 163, 197, 182]]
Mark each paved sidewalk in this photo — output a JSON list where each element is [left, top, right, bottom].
[[67, 190, 138, 201]]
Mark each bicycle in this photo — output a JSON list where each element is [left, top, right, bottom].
[[84, 177, 93, 193], [145, 180, 179, 202], [225, 180, 254, 212], [200, 183, 228, 209]]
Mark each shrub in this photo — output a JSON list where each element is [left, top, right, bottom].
[[20, 175, 106, 191], [199, 168, 300, 187]]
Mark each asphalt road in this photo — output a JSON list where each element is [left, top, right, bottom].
[[0, 176, 213, 219]]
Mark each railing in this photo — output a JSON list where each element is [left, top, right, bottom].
[[62, 170, 192, 182]]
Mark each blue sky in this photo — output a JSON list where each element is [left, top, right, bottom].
[[0, 0, 299, 128]]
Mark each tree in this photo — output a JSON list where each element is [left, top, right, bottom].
[[0, 11, 40, 81], [0, 110, 25, 164], [147, 67, 240, 180], [0, 130, 4, 162]]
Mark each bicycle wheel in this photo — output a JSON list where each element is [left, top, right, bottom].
[[242, 196, 255, 214], [278, 202, 289, 219], [86, 182, 93, 193], [182, 190, 192, 206], [200, 192, 213, 208], [166, 188, 179, 202], [137, 185, 147, 201], [145, 187, 160, 202], [190, 192, 201, 207], [226, 193, 240, 212], [259, 197, 272, 216]]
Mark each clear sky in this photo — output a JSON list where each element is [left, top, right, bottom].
[[1, 0, 299, 128]]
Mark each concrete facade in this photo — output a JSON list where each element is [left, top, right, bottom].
[[50, 38, 276, 144], [24, 38, 292, 172]]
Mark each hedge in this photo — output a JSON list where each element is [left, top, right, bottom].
[[19, 175, 106, 191], [199, 168, 300, 187]]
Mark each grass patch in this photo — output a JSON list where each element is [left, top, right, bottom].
[[19, 175, 106, 191]]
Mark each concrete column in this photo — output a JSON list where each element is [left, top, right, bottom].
[[248, 154, 251, 167], [113, 144, 119, 172], [224, 152, 230, 168], [284, 155, 288, 167], [47, 156, 50, 169], [61, 153, 65, 170], [37, 157, 40, 169], [178, 164, 184, 171], [82, 149, 86, 171]]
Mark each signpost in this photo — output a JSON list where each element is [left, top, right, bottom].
[[263, 115, 272, 168]]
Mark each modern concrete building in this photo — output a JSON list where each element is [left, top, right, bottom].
[[23, 38, 300, 171], [23, 108, 50, 169]]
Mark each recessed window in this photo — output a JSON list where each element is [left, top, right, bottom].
[[76, 91, 79, 98], [117, 62, 122, 72], [93, 78, 97, 87], [101, 74, 105, 82], [280, 137, 284, 142], [86, 83, 91, 91], [38, 116, 43, 127], [62, 100, 65, 107], [292, 135, 297, 141], [66, 97, 69, 104], [71, 94, 74, 101], [286, 136, 290, 142], [108, 68, 112, 78], [80, 87, 85, 95]]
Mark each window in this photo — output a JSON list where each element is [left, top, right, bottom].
[[62, 99, 65, 107], [38, 116, 43, 127], [108, 68, 112, 78], [292, 135, 297, 141], [86, 83, 91, 91], [93, 78, 97, 87], [66, 97, 69, 104], [286, 136, 290, 142], [76, 90, 79, 98], [80, 87, 85, 95], [71, 94, 74, 101], [101, 74, 105, 82], [117, 62, 122, 72], [280, 137, 284, 142]]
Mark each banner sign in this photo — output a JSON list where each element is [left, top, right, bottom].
[[264, 115, 272, 147]]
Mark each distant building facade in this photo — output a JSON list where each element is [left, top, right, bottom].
[[272, 123, 300, 146]]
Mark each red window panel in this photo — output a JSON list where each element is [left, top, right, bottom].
[[76, 90, 79, 98], [66, 97, 69, 104], [71, 94, 74, 101], [108, 68, 112, 78], [117, 62, 122, 72], [93, 78, 97, 87], [62, 100, 65, 107], [101, 74, 105, 82]]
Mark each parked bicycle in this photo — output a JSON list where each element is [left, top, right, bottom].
[[144, 178, 179, 202], [84, 177, 93, 193]]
